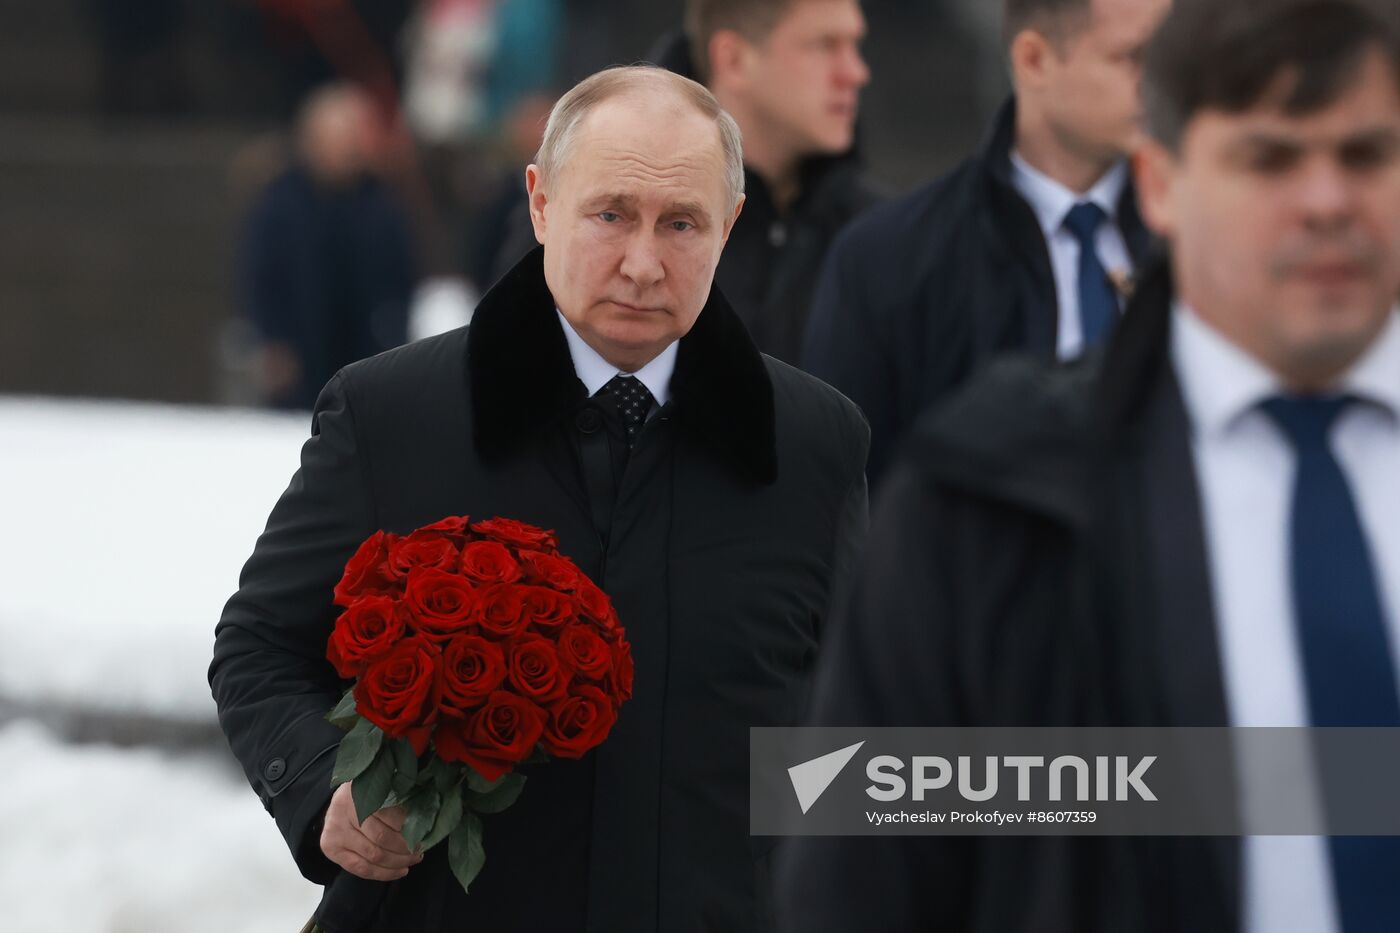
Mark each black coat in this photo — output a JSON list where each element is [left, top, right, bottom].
[[210, 247, 869, 933], [240, 165, 416, 411], [801, 98, 1154, 488], [489, 35, 882, 367], [778, 256, 1240, 933]]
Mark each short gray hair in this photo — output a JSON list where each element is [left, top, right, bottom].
[[535, 65, 745, 209]]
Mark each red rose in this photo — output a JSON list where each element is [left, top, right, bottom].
[[574, 577, 615, 625], [354, 635, 439, 754], [471, 517, 559, 551], [507, 634, 572, 703], [541, 686, 618, 758], [460, 540, 523, 584], [333, 531, 399, 607], [472, 584, 530, 639], [417, 515, 472, 543], [434, 690, 546, 782], [557, 622, 612, 681], [404, 567, 478, 641], [327, 596, 407, 678], [437, 635, 507, 711], [518, 550, 580, 590], [519, 586, 579, 633], [387, 534, 460, 580], [607, 639, 634, 702]]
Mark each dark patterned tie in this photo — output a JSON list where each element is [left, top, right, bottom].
[[1262, 394, 1400, 933], [603, 374, 654, 450]]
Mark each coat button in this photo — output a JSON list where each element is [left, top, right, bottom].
[[575, 409, 601, 434], [264, 757, 287, 781]]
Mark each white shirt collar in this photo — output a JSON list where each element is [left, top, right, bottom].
[[1009, 151, 1129, 239], [1172, 301, 1400, 439], [555, 309, 676, 407]]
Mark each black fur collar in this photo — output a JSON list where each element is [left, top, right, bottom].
[[467, 246, 777, 485]]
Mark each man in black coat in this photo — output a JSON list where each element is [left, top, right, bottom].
[[802, 0, 1167, 487], [211, 65, 868, 933], [779, 0, 1400, 930]]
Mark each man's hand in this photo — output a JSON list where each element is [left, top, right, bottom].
[[319, 782, 424, 881]]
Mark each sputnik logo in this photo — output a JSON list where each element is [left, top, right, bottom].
[[788, 741, 866, 814]]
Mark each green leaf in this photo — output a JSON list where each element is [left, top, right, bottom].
[[326, 688, 359, 728], [466, 772, 526, 815], [524, 745, 549, 766], [420, 784, 465, 852], [426, 756, 460, 794], [330, 718, 383, 787], [400, 787, 441, 851], [466, 768, 509, 794], [351, 744, 395, 823], [448, 812, 486, 894], [388, 739, 419, 796]]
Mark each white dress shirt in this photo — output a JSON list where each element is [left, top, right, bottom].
[[1171, 303, 1400, 933], [555, 309, 677, 410], [1009, 153, 1134, 359]]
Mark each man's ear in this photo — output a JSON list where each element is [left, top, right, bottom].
[[720, 195, 746, 246], [708, 29, 752, 91], [525, 164, 548, 244], [1133, 139, 1178, 239], [1008, 29, 1054, 94]]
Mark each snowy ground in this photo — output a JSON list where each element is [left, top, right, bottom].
[[0, 396, 323, 931]]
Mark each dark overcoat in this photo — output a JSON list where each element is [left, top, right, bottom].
[[801, 98, 1154, 488], [211, 247, 869, 933], [780, 256, 1241, 933]]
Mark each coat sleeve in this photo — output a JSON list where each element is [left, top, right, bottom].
[[775, 463, 974, 932], [800, 225, 904, 490], [209, 371, 376, 885]]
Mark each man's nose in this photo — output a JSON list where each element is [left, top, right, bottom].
[[839, 44, 870, 89], [1296, 157, 1358, 231], [619, 229, 665, 289]]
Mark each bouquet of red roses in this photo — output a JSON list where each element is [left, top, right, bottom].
[[323, 515, 632, 894]]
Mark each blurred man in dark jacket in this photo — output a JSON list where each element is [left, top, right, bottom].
[[659, 0, 881, 364], [241, 83, 417, 411], [804, 0, 1167, 487], [782, 0, 1400, 929]]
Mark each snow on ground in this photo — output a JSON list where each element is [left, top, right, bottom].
[[0, 722, 320, 933], [0, 396, 310, 717], [0, 397, 325, 931]]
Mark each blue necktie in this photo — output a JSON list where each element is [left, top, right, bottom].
[[1063, 203, 1119, 347], [1262, 395, 1400, 933]]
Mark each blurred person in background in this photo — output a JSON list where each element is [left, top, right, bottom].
[[804, 0, 1168, 487], [240, 82, 417, 411], [662, 0, 882, 364], [781, 0, 1400, 929]]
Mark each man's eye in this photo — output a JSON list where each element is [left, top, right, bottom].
[[1249, 147, 1300, 174], [598, 211, 621, 223], [669, 221, 694, 232]]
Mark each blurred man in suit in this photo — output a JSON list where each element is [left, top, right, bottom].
[[781, 0, 1400, 930], [803, 0, 1168, 487]]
